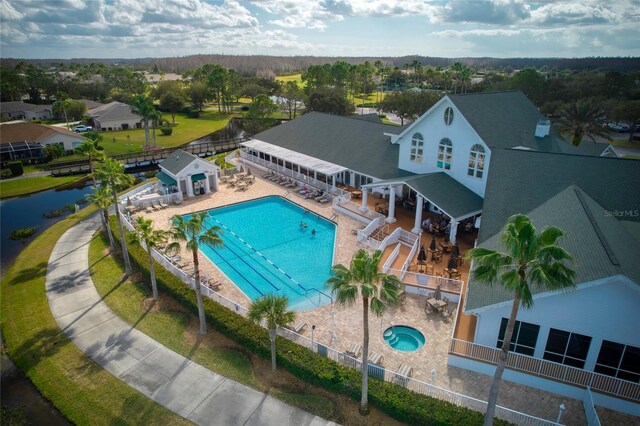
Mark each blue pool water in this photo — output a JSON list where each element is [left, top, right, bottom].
[[383, 326, 426, 352], [196, 196, 336, 310]]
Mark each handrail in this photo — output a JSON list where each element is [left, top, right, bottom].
[[371, 224, 389, 241]]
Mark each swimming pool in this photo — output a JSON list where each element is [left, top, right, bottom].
[[195, 196, 336, 310]]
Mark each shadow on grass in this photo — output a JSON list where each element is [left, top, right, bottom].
[[9, 327, 70, 376], [8, 262, 48, 286]]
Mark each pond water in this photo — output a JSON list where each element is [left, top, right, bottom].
[[0, 182, 94, 275], [188, 119, 244, 144]]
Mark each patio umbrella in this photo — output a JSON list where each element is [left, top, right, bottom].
[[434, 285, 441, 300], [417, 245, 427, 262], [429, 236, 436, 251], [447, 255, 457, 271], [127, 196, 132, 206], [247, 167, 252, 176], [451, 243, 460, 258]]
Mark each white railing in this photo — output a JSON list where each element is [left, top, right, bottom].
[[119, 181, 156, 203], [400, 233, 421, 280], [386, 268, 463, 296], [357, 216, 385, 244], [583, 387, 601, 426], [449, 338, 640, 402], [382, 243, 401, 273]]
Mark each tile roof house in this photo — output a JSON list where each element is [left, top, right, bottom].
[[0, 101, 53, 121], [87, 101, 143, 131], [0, 122, 86, 161], [238, 91, 638, 414]]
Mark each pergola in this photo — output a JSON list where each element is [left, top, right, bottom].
[[361, 173, 484, 244]]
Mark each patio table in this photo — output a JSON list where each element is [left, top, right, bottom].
[[426, 297, 446, 312]]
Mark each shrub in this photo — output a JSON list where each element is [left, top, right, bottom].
[[186, 108, 200, 119], [161, 125, 173, 136], [8, 161, 23, 176], [108, 218, 510, 426]]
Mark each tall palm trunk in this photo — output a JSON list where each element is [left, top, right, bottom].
[[192, 246, 207, 334], [112, 191, 132, 274], [149, 252, 158, 300], [360, 296, 370, 414], [484, 292, 521, 426], [143, 119, 150, 148], [269, 327, 277, 372], [102, 207, 115, 249]]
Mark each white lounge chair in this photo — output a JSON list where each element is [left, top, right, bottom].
[[286, 320, 307, 333], [345, 342, 362, 358], [368, 352, 384, 366]]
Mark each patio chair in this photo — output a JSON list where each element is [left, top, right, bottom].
[[425, 263, 434, 275], [152, 201, 164, 210], [269, 174, 281, 182], [368, 352, 384, 366], [442, 304, 455, 321], [318, 194, 332, 203], [285, 180, 296, 188], [345, 342, 362, 358], [158, 199, 168, 208], [286, 320, 307, 333], [145, 204, 154, 213], [395, 363, 413, 387]]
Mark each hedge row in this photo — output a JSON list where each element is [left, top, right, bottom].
[[108, 217, 508, 425]]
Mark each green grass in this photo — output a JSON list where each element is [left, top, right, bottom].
[[98, 111, 231, 156], [0, 206, 190, 426], [88, 234, 258, 387], [0, 175, 84, 199], [609, 138, 640, 150], [21, 164, 47, 174], [204, 151, 235, 169], [275, 74, 304, 88]]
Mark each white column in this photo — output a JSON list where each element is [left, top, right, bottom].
[[411, 195, 424, 234], [349, 171, 355, 187], [204, 174, 211, 194], [331, 175, 336, 191], [359, 189, 369, 212], [386, 186, 397, 223], [212, 171, 219, 191], [186, 178, 194, 197], [449, 219, 458, 244]]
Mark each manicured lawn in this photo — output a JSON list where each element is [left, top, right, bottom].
[[0, 175, 84, 199], [98, 111, 231, 156], [609, 138, 640, 150], [275, 73, 303, 88], [0, 207, 190, 426]]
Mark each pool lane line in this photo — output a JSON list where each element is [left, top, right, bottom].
[[201, 242, 265, 297], [204, 217, 282, 292], [207, 215, 308, 294]]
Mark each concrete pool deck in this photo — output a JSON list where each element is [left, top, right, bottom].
[[137, 168, 620, 425]]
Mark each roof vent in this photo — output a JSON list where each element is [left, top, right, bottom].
[[535, 119, 550, 138]]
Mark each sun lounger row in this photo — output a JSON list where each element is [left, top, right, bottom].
[[144, 199, 169, 213]]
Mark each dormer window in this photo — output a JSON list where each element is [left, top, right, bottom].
[[410, 132, 424, 163], [468, 144, 485, 178], [437, 138, 453, 170], [444, 107, 454, 126]]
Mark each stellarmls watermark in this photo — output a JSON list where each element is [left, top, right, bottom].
[[604, 210, 639, 218]]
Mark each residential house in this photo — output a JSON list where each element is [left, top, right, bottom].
[[0, 101, 52, 121], [0, 122, 86, 161], [87, 101, 142, 131]]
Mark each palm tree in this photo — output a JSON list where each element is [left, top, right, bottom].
[[326, 249, 401, 415], [86, 185, 115, 250], [95, 158, 133, 275], [128, 217, 168, 300], [149, 110, 163, 147], [247, 294, 296, 372], [130, 94, 155, 149], [465, 214, 576, 426], [166, 212, 224, 334], [74, 136, 105, 188], [558, 99, 611, 146], [52, 91, 71, 130]]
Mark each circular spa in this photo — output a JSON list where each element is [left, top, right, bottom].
[[383, 326, 426, 352]]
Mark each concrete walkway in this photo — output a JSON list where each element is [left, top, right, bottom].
[[45, 217, 336, 426]]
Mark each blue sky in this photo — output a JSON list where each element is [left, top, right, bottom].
[[1, 0, 639, 59]]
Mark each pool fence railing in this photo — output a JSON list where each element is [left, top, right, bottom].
[[119, 211, 561, 426]]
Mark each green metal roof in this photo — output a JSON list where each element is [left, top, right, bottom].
[[156, 171, 177, 186], [191, 173, 206, 181], [159, 149, 198, 175], [252, 112, 412, 179], [362, 172, 484, 220], [465, 185, 640, 311]]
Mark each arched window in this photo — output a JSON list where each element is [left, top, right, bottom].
[[437, 138, 453, 170], [444, 107, 454, 126], [410, 132, 424, 162], [468, 144, 486, 178]]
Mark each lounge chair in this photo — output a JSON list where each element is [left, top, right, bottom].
[[269, 174, 281, 182], [395, 363, 413, 386], [279, 178, 291, 186], [345, 342, 362, 358], [152, 201, 163, 210], [368, 352, 384, 366], [158, 199, 168, 208], [318, 194, 332, 203], [285, 180, 296, 188], [262, 170, 275, 178], [236, 182, 248, 191], [314, 192, 326, 201], [286, 320, 307, 333], [306, 191, 320, 199], [145, 204, 154, 213]]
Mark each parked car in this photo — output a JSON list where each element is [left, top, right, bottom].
[[73, 125, 93, 133], [605, 122, 630, 133]]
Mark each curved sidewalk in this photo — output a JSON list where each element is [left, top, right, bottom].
[[45, 217, 336, 426]]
